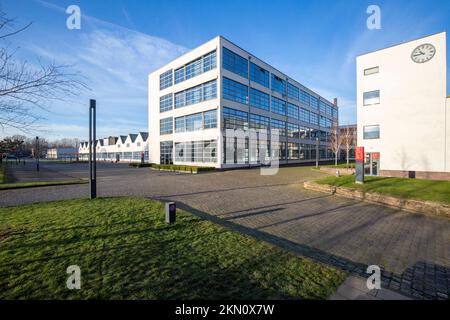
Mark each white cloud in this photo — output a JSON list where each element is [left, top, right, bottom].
[[2, 0, 188, 140]]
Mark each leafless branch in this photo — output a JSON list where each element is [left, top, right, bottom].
[[0, 9, 88, 133]]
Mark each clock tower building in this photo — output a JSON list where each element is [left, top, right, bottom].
[[356, 31, 449, 180]]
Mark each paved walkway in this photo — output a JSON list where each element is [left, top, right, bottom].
[[1, 162, 449, 300], [330, 276, 411, 300], [5, 161, 80, 183]]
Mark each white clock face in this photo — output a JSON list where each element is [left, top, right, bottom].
[[411, 44, 436, 63]]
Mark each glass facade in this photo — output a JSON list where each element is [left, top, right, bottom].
[[310, 96, 318, 109], [160, 141, 173, 164], [222, 77, 248, 104], [300, 90, 310, 106], [156, 46, 337, 166], [223, 47, 248, 78], [185, 113, 203, 132], [159, 70, 173, 90], [287, 83, 300, 101], [287, 123, 299, 138], [270, 118, 286, 136], [160, 117, 173, 135], [271, 96, 286, 115], [300, 108, 310, 123], [159, 93, 173, 113], [223, 107, 248, 130], [249, 113, 269, 131], [175, 140, 217, 163], [288, 103, 299, 120], [250, 62, 269, 87], [175, 50, 217, 84], [249, 88, 269, 111], [174, 80, 217, 109], [175, 110, 217, 133], [203, 109, 217, 129], [271, 74, 286, 95]]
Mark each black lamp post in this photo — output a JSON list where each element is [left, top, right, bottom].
[[35, 136, 39, 172], [89, 99, 97, 199], [315, 137, 319, 168]]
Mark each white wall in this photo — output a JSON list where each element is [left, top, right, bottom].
[[357, 32, 448, 173]]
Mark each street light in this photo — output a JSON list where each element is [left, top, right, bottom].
[[315, 137, 319, 168], [35, 136, 39, 172], [89, 99, 97, 199]]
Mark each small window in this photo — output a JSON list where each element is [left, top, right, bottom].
[[363, 125, 380, 139], [364, 66, 379, 76], [363, 90, 380, 106]]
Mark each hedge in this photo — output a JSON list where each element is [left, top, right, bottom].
[[150, 164, 215, 173]]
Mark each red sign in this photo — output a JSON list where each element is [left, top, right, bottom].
[[355, 147, 365, 161], [372, 152, 380, 159]]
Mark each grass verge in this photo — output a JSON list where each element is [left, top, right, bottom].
[[0, 180, 87, 190], [0, 197, 345, 299], [315, 175, 450, 205]]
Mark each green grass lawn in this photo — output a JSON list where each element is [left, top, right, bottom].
[[325, 162, 355, 169], [315, 175, 450, 205], [0, 197, 345, 300], [0, 180, 88, 190]]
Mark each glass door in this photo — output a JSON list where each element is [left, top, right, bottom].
[[364, 152, 380, 176]]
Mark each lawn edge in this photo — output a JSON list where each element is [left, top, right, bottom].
[[304, 180, 450, 218], [0, 180, 88, 190]]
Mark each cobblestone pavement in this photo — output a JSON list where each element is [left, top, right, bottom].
[[1, 162, 449, 299]]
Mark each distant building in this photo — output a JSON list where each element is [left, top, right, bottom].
[[46, 148, 78, 161], [339, 124, 357, 161], [79, 132, 149, 162], [357, 32, 450, 179]]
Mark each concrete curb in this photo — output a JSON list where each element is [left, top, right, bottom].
[[304, 181, 450, 218]]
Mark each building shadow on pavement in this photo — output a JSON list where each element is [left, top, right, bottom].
[[161, 199, 449, 300]]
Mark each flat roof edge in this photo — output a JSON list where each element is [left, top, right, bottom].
[[357, 31, 446, 57]]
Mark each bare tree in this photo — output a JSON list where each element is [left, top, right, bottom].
[[329, 122, 342, 166], [341, 124, 356, 168], [0, 10, 87, 133]]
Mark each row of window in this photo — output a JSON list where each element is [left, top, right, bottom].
[[175, 110, 217, 133], [174, 79, 217, 109], [223, 107, 330, 140], [175, 51, 217, 84], [161, 110, 217, 135], [222, 47, 337, 116], [222, 137, 333, 164], [223, 77, 333, 126], [159, 50, 217, 90], [174, 140, 217, 163]]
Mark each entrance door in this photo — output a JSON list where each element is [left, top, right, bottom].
[[364, 152, 380, 176]]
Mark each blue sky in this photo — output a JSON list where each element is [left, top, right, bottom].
[[1, 0, 449, 140]]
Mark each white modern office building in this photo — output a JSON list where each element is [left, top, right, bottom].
[[148, 36, 338, 168], [357, 32, 450, 180], [79, 132, 149, 162]]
